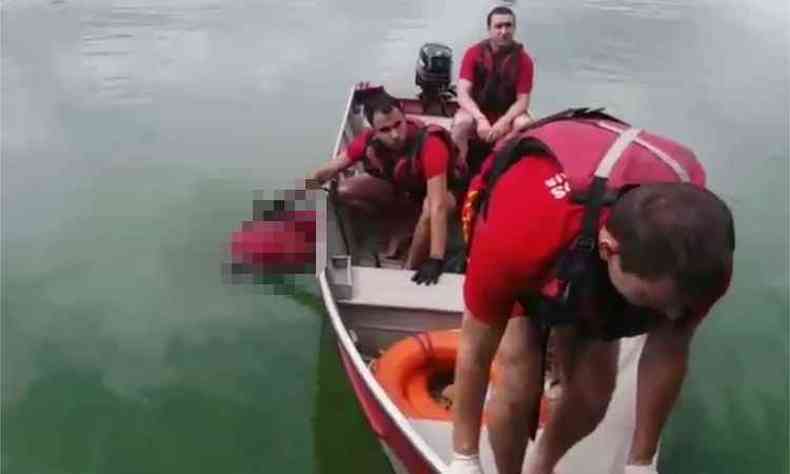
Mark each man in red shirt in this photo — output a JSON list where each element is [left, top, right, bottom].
[[307, 93, 458, 284], [452, 6, 535, 171], [449, 154, 734, 472]]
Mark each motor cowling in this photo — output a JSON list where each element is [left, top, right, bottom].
[[415, 43, 453, 95]]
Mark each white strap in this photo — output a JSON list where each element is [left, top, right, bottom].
[[594, 126, 642, 178], [633, 135, 691, 182], [596, 121, 691, 182]]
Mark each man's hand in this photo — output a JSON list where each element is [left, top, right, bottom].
[[487, 120, 510, 142], [476, 118, 493, 142], [447, 452, 484, 474], [624, 464, 658, 474], [411, 257, 444, 285], [304, 177, 323, 190]]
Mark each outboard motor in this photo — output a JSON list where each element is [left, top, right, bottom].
[[415, 43, 454, 98]]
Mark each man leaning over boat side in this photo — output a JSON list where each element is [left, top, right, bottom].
[[448, 126, 735, 472], [306, 92, 462, 285], [451, 5, 535, 173]]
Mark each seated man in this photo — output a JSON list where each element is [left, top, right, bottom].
[[307, 92, 460, 285], [452, 5, 535, 173]]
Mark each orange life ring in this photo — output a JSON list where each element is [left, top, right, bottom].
[[374, 329, 550, 426]]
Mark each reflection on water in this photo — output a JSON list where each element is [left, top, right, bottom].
[[2, 0, 787, 473]]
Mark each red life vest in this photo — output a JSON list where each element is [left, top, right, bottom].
[[462, 108, 707, 339], [471, 40, 524, 119], [360, 118, 458, 198], [463, 108, 705, 242]]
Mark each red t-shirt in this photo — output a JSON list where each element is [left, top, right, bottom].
[[464, 157, 583, 325], [345, 131, 450, 181], [459, 42, 534, 120], [463, 156, 727, 329]]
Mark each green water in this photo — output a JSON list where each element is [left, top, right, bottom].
[[3, 0, 787, 472]]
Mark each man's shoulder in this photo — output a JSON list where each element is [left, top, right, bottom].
[[462, 41, 486, 58], [518, 45, 534, 65], [420, 133, 452, 162], [346, 129, 374, 160]]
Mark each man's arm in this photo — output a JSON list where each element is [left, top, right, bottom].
[[453, 310, 508, 454], [408, 137, 452, 281], [426, 173, 449, 259], [306, 151, 354, 188], [628, 318, 697, 465]]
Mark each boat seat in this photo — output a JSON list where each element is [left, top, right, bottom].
[[337, 266, 464, 313]]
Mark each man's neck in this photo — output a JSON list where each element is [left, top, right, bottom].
[[489, 39, 515, 54]]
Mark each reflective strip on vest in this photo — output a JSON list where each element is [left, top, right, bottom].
[[594, 126, 642, 179], [595, 121, 691, 182]]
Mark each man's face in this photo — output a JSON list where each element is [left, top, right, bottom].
[[371, 107, 407, 150], [488, 13, 516, 49]]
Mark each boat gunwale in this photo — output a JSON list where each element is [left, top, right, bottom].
[[317, 83, 450, 473]]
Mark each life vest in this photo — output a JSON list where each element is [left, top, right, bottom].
[[471, 40, 523, 119], [462, 107, 706, 339], [360, 118, 460, 198]]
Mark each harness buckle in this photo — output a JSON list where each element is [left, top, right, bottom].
[[575, 236, 597, 253]]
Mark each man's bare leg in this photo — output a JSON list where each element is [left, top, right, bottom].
[[487, 316, 545, 474], [337, 173, 394, 215], [451, 109, 476, 173], [337, 173, 406, 256], [383, 198, 419, 258], [526, 329, 619, 474]]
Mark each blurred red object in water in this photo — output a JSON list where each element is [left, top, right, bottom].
[[230, 210, 316, 274]]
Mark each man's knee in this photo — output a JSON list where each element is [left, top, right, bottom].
[[494, 319, 544, 401], [513, 113, 532, 131], [497, 356, 543, 405], [565, 377, 615, 427], [336, 180, 354, 201], [416, 196, 435, 226], [451, 110, 476, 140], [338, 175, 391, 203]]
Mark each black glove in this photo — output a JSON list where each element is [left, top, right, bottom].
[[411, 258, 444, 285]]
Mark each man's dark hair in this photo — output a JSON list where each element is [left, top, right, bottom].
[[364, 92, 402, 126], [487, 6, 516, 28], [607, 182, 735, 306]]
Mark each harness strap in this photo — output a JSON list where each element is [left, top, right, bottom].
[[594, 127, 642, 179], [575, 124, 644, 253], [595, 121, 691, 182]]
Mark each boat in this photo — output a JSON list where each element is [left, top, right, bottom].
[[313, 45, 658, 474]]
